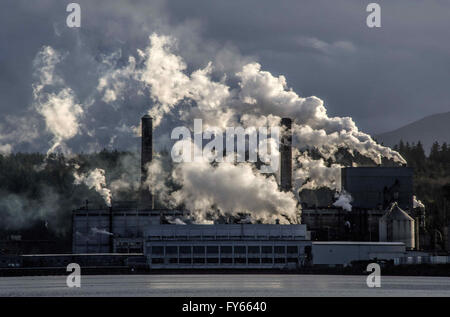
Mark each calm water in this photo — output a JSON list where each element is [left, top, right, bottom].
[[1, 274, 450, 296]]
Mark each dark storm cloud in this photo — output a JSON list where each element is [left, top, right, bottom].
[[0, 0, 449, 153], [164, 0, 450, 133]]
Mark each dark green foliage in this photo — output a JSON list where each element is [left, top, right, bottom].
[[395, 140, 450, 236], [0, 150, 137, 251]]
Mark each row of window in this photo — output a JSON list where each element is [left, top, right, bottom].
[[149, 245, 299, 255], [147, 236, 302, 240], [116, 248, 143, 253], [151, 257, 299, 264], [75, 213, 160, 217]]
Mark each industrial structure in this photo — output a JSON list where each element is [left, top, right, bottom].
[[72, 202, 186, 253], [280, 117, 292, 192], [72, 115, 187, 254], [312, 241, 406, 266], [301, 166, 420, 249], [70, 115, 422, 270], [140, 114, 154, 210], [379, 203, 415, 249], [144, 224, 311, 269], [341, 166, 414, 211]]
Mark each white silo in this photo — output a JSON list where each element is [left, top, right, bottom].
[[379, 203, 415, 249]]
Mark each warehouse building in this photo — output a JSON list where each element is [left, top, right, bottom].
[[144, 224, 312, 269], [312, 241, 406, 267]]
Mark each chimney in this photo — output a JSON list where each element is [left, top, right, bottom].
[[280, 117, 292, 192], [140, 115, 153, 209]]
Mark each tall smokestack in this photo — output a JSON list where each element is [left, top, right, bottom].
[[140, 115, 153, 209], [280, 117, 292, 192]]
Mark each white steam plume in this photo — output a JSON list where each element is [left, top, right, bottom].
[[294, 151, 342, 192], [91, 227, 114, 236], [32, 46, 83, 155], [413, 195, 425, 209], [333, 190, 353, 211], [97, 33, 405, 223], [147, 141, 298, 224], [74, 168, 112, 206], [99, 34, 406, 166]]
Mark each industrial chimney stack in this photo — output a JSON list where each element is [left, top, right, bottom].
[[140, 115, 154, 209], [280, 117, 292, 192]]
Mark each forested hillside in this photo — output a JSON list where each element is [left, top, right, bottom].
[[393, 141, 450, 232]]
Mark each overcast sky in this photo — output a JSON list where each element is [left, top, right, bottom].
[[1, 0, 449, 153]]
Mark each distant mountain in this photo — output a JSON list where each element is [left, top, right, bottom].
[[376, 111, 450, 153]]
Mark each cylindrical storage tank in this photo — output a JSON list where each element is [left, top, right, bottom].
[[379, 203, 415, 249]]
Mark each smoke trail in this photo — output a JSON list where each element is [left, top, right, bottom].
[[413, 195, 425, 209], [32, 46, 83, 155], [146, 141, 298, 224], [99, 34, 406, 167], [97, 33, 406, 223], [293, 151, 342, 192], [23, 33, 407, 224], [333, 190, 353, 211], [91, 227, 114, 236], [73, 168, 112, 206]]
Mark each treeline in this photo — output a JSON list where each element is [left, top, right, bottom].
[[0, 150, 138, 251], [393, 141, 450, 238], [1, 144, 449, 251], [393, 141, 450, 176]]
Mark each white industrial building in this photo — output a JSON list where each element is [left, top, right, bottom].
[[144, 224, 312, 269], [312, 241, 406, 266]]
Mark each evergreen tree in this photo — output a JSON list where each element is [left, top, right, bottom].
[[430, 141, 440, 162]]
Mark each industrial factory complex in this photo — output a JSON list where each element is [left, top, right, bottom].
[[67, 114, 430, 270], [2, 115, 446, 272]]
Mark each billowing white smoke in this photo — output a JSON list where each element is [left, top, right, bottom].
[[74, 168, 112, 206], [147, 152, 298, 224], [98, 34, 406, 165], [294, 151, 342, 192], [170, 161, 298, 224], [0, 143, 12, 156], [413, 195, 425, 209], [333, 190, 353, 211], [97, 33, 405, 223], [32, 46, 83, 155]]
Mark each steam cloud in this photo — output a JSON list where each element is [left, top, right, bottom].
[[333, 190, 353, 211], [6, 31, 406, 226], [99, 33, 404, 223], [32, 46, 84, 155], [74, 168, 112, 206], [413, 195, 425, 209]]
